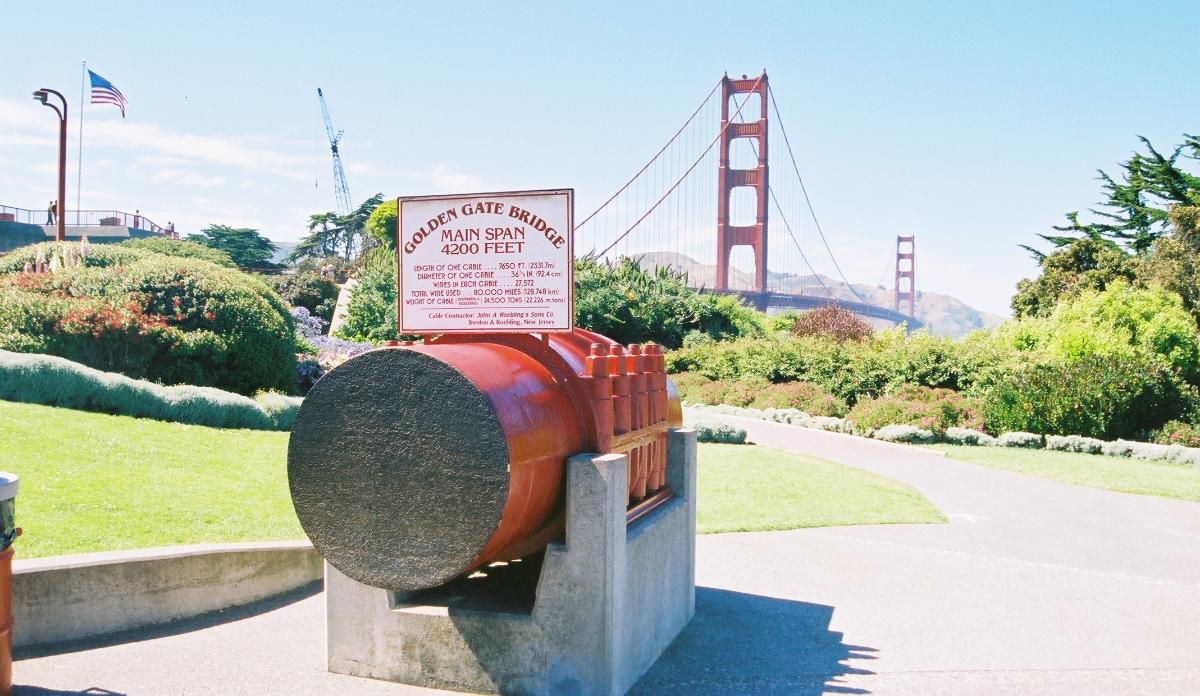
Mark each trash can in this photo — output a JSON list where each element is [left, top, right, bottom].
[[0, 472, 18, 696]]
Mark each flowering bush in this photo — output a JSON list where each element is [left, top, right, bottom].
[[0, 242, 297, 395], [847, 384, 983, 435], [291, 306, 373, 393], [791, 305, 873, 342], [1151, 420, 1200, 448]]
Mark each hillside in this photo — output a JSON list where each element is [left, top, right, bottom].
[[636, 251, 1004, 339]]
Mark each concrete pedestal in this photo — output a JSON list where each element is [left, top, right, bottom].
[[326, 428, 697, 695]]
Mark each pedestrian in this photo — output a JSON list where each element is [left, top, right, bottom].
[[167, 221, 175, 238], [46, 200, 56, 225], [133, 209, 140, 229]]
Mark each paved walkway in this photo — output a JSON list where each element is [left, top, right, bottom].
[[16, 414, 1200, 694]]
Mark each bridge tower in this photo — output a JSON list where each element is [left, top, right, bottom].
[[715, 72, 769, 293], [894, 235, 916, 317]]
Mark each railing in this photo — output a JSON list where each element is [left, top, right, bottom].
[[0, 204, 175, 237]]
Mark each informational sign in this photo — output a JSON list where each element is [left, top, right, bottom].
[[397, 189, 574, 333]]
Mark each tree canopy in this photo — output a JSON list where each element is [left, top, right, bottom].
[[287, 194, 384, 263], [186, 225, 278, 267], [1034, 133, 1200, 255]]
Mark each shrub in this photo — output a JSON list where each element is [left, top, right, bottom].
[[791, 305, 873, 342], [669, 371, 712, 400], [0, 242, 297, 395], [666, 328, 1004, 407], [847, 384, 982, 435], [998, 432, 1043, 448], [0, 240, 148, 272], [1152, 420, 1200, 448], [336, 249, 399, 343], [573, 256, 764, 348], [692, 421, 748, 444], [943, 427, 996, 446], [749, 381, 848, 416], [0, 350, 297, 430], [872, 424, 936, 444], [121, 238, 235, 267], [268, 271, 340, 323], [1045, 434, 1106, 454], [979, 353, 1190, 440], [999, 281, 1200, 381]]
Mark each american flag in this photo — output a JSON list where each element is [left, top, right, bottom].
[[88, 70, 127, 117]]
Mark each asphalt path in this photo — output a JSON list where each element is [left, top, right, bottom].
[[15, 413, 1200, 694]]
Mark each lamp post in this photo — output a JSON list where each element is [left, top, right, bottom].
[[32, 89, 67, 242]]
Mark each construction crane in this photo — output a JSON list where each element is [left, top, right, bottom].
[[317, 88, 353, 216]]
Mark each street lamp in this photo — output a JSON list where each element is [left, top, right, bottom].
[[32, 88, 67, 242]]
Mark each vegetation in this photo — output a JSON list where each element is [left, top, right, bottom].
[[934, 444, 1200, 503], [674, 372, 848, 416], [186, 224, 278, 268], [0, 400, 303, 558], [693, 421, 748, 444], [121, 237, 235, 267], [335, 248, 399, 342], [697, 443, 945, 533], [0, 350, 299, 430], [790, 304, 873, 342], [267, 271, 340, 324], [337, 252, 765, 348], [847, 384, 982, 435], [574, 256, 763, 348], [288, 194, 385, 262], [365, 199, 398, 250], [0, 241, 297, 395]]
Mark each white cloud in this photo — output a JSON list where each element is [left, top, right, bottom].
[[149, 169, 226, 188]]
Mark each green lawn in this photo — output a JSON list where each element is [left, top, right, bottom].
[[0, 400, 302, 558], [697, 443, 945, 533], [0, 400, 946, 558], [932, 444, 1200, 503]]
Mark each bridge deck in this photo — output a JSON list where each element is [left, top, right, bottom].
[[704, 289, 923, 329]]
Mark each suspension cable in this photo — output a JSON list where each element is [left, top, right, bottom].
[[768, 85, 868, 303], [598, 75, 765, 257], [577, 80, 722, 229]]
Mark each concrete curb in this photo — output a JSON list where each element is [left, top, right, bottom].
[[13, 540, 321, 649], [683, 407, 949, 457]]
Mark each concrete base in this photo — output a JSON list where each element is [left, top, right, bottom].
[[326, 428, 697, 695]]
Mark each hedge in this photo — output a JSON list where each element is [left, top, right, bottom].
[[0, 241, 296, 395], [0, 350, 300, 430]]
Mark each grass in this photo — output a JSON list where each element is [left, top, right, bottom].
[[697, 443, 945, 533], [932, 444, 1200, 503], [0, 400, 302, 558], [0, 400, 947, 558]]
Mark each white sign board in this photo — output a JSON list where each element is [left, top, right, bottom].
[[397, 189, 574, 333]]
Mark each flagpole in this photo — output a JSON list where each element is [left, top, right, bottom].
[[76, 60, 86, 226]]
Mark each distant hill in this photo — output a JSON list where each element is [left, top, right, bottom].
[[635, 251, 1004, 339]]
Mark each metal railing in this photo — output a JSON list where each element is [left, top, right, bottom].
[[0, 204, 176, 237]]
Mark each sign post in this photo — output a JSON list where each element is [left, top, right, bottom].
[[397, 189, 573, 334]]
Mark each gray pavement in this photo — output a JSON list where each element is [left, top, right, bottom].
[[16, 414, 1200, 694]]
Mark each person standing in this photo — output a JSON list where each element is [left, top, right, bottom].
[[46, 200, 56, 225]]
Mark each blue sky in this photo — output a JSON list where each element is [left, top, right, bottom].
[[2, 1, 1196, 315]]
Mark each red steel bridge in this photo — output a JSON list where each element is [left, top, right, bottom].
[[574, 72, 921, 328]]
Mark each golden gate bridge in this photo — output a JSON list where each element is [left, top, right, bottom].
[[573, 72, 920, 328]]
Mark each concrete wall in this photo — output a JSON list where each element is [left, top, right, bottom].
[[13, 541, 321, 648]]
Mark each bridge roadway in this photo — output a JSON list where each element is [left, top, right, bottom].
[[709, 289, 924, 328]]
